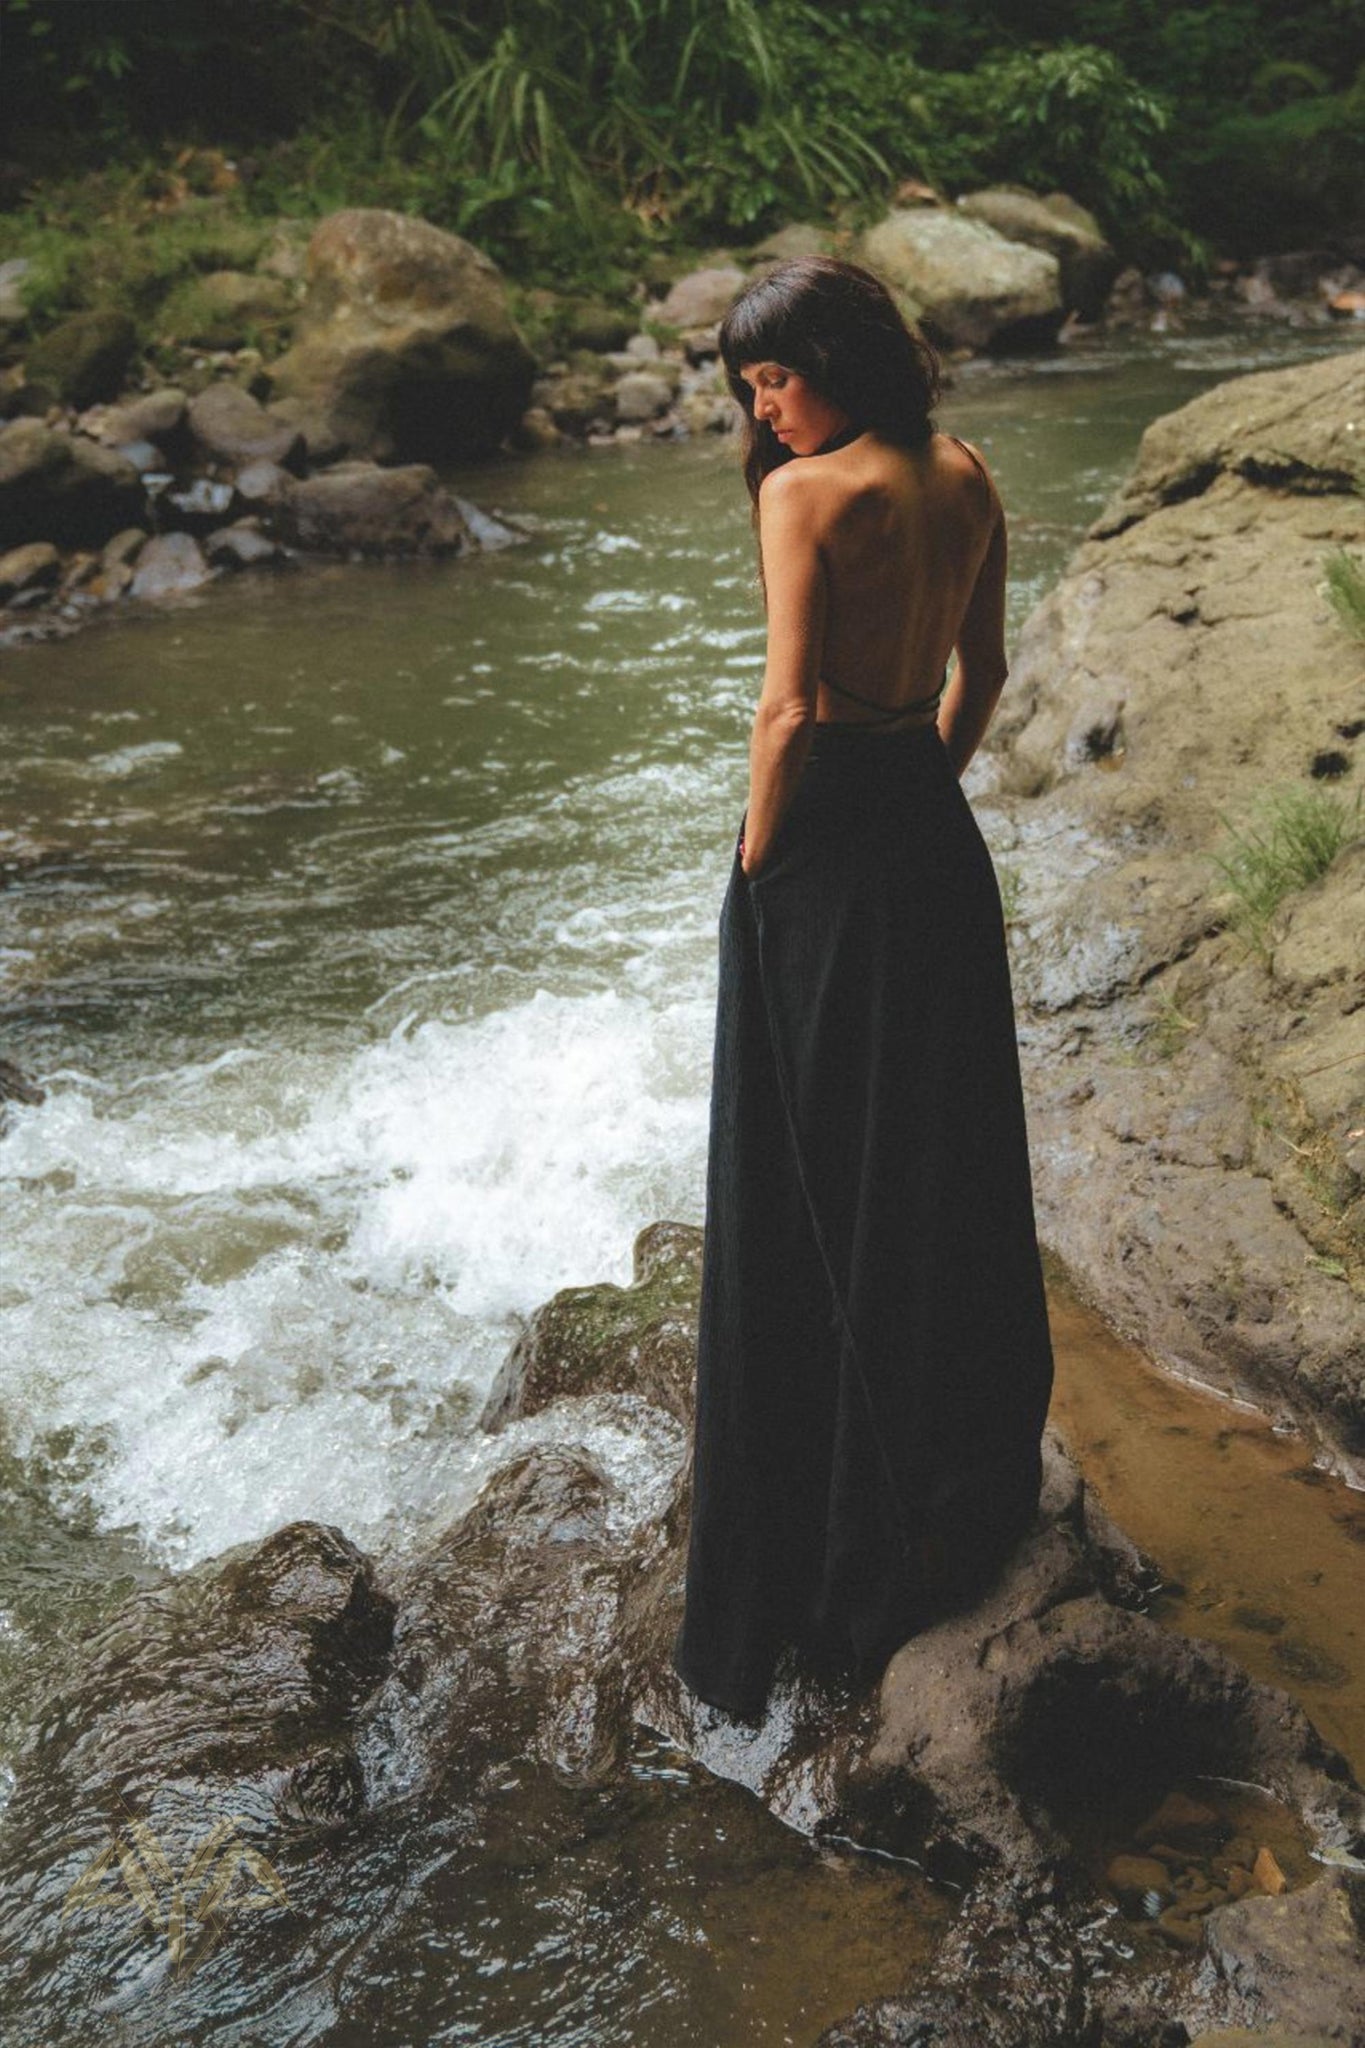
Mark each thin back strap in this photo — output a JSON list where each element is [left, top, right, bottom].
[[820, 670, 946, 721]]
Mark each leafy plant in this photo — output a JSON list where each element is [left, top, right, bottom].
[[1210, 780, 1364, 960]]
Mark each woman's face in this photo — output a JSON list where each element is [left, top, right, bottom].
[[738, 360, 851, 455]]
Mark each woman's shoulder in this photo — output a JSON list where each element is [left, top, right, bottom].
[[936, 430, 999, 494]]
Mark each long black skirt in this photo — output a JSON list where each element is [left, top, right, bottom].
[[671, 720, 1055, 1720]]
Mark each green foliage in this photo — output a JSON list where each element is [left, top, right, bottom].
[[3, 171, 275, 339], [3, 0, 1363, 281], [1211, 781, 1365, 962], [1173, 65, 1365, 253], [1323, 548, 1365, 647]]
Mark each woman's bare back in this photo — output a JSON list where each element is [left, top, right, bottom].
[[794, 430, 1007, 731]]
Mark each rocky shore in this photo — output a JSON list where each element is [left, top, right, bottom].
[[973, 343, 1365, 1481], [1, 1221, 1362, 2046], [2, 185, 1362, 650]]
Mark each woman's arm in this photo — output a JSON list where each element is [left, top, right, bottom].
[[740, 466, 825, 875], [939, 455, 1010, 780]]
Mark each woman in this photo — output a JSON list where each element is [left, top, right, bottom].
[[670, 256, 1056, 1722]]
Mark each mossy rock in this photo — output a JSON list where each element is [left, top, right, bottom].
[[559, 300, 638, 353], [157, 270, 294, 350], [24, 309, 139, 407], [478, 1220, 702, 1431]]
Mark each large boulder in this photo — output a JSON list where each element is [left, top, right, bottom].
[[0, 418, 145, 550], [273, 458, 472, 557], [266, 208, 537, 464], [955, 187, 1120, 321], [858, 207, 1063, 350], [972, 344, 1365, 1471]]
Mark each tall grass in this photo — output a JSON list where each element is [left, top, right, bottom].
[[1211, 779, 1364, 961], [1323, 546, 1365, 645]]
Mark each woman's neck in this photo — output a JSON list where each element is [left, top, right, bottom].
[[808, 421, 863, 457]]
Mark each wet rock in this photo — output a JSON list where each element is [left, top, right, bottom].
[[480, 1220, 702, 1431], [0, 418, 145, 550], [0, 540, 59, 601], [858, 206, 1063, 351], [204, 518, 292, 570], [652, 265, 746, 329], [274, 460, 472, 558], [955, 187, 1120, 321], [128, 530, 214, 598], [266, 207, 537, 463], [1202, 1870, 1365, 2038], [22, 308, 138, 408], [978, 345, 1365, 1471], [186, 379, 306, 471]]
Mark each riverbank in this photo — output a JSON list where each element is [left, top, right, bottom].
[[3, 183, 1363, 652]]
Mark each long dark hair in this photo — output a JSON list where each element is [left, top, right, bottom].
[[718, 255, 942, 519]]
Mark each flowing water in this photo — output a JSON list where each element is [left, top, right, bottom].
[[1, 319, 1363, 2042]]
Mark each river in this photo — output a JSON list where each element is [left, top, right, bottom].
[[1, 316, 1363, 2043]]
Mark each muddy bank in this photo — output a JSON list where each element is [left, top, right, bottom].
[[972, 343, 1365, 1479], [2, 1222, 1363, 2046]]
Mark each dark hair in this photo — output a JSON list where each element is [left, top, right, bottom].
[[718, 255, 942, 518]]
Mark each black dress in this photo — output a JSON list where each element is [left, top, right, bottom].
[[670, 716, 1055, 1720]]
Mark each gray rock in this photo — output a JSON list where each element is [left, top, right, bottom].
[[233, 457, 291, 506], [128, 531, 214, 598], [653, 265, 747, 329], [186, 380, 306, 470], [0, 418, 145, 550], [275, 459, 471, 557], [858, 207, 1063, 350], [613, 369, 674, 422], [749, 223, 836, 264], [204, 519, 291, 569], [266, 207, 537, 463], [955, 186, 1120, 321], [1091, 345, 1365, 539]]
